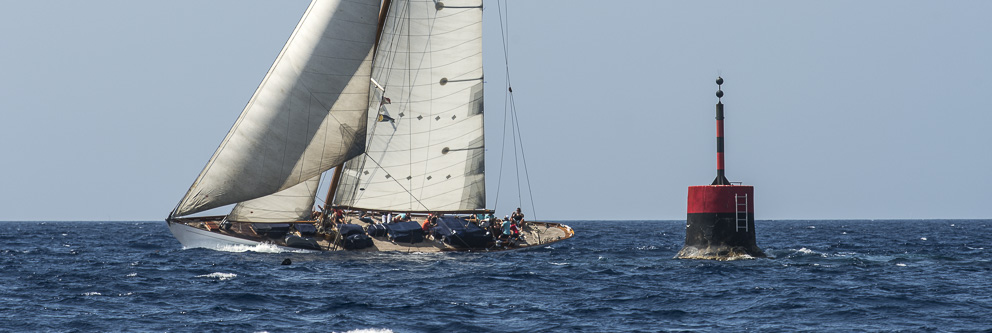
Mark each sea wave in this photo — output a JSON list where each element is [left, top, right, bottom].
[[5, 220, 992, 332], [196, 272, 237, 281]]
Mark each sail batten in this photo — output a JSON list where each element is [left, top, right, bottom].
[[173, 0, 382, 218], [334, 0, 486, 212]]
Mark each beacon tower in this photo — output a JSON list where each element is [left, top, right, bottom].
[[676, 77, 766, 260]]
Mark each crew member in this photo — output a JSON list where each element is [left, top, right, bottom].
[[511, 208, 525, 227]]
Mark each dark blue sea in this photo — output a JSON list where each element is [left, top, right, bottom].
[[2, 220, 991, 332]]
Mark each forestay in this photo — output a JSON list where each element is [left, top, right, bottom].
[[335, 0, 486, 212], [172, 0, 382, 218]]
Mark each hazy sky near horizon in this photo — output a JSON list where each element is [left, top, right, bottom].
[[1, 1, 989, 221]]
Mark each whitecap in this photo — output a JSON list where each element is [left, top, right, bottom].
[[213, 243, 308, 254], [338, 329, 394, 333], [796, 247, 816, 254], [920, 237, 927, 241], [82, 292, 101, 296], [197, 272, 237, 281], [126, 272, 137, 277], [549, 262, 569, 266], [896, 263, 907, 267], [636, 246, 658, 250]]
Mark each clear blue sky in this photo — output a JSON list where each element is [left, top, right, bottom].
[[1, 1, 989, 221]]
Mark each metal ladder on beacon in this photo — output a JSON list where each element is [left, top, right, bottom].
[[735, 194, 748, 232]]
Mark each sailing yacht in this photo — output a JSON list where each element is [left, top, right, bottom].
[[166, 0, 574, 252]]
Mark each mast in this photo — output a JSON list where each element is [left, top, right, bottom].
[[324, 165, 344, 210], [375, 0, 392, 48], [322, 0, 393, 212]]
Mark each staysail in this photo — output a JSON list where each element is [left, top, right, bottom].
[[172, 0, 382, 218], [227, 175, 320, 222], [334, 0, 486, 212]]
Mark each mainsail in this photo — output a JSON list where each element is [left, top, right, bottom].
[[334, 0, 486, 213], [172, 0, 382, 218]]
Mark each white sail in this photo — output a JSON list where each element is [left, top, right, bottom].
[[173, 0, 381, 217], [227, 175, 320, 222], [334, 0, 486, 212]]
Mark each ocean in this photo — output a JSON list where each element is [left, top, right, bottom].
[[1, 220, 990, 332]]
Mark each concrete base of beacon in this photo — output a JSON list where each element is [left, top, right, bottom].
[[676, 185, 766, 260]]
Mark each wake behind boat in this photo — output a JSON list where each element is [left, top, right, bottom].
[[166, 0, 574, 252]]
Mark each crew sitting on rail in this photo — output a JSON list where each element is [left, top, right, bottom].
[[331, 206, 345, 224], [510, 220, 521, 240], [511, 208, 525, 227], [422, 213, 438, 232], [478, 215, 491, 232]]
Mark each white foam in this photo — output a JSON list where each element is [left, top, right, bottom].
[[126, 272, 137, 277], [920, 237, 927, 241], [337, 329, 394, 333], [83, 292, 101, 296], [725, 254, 755, 261], [197, 272, 237, 281], [896, 263, 907, 267], [212, 243, 309, 254], [796, 247, 816, 254]]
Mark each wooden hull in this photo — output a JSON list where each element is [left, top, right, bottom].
[[167, 216, 574, 253]]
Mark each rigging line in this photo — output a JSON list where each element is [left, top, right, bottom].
[[348, 110, 387, 206], [315, 173, 329, 207], [364, 155, 432, 212], [492, 77, 510, 210], [509, 93, 538, 221], [497, 0, 536, 220], [344, 91, 386, 206], [492, 0, 512, 211], [497, 0, 513, 89], [511, 92, 522, 209], [496, 0, 511, 70]]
